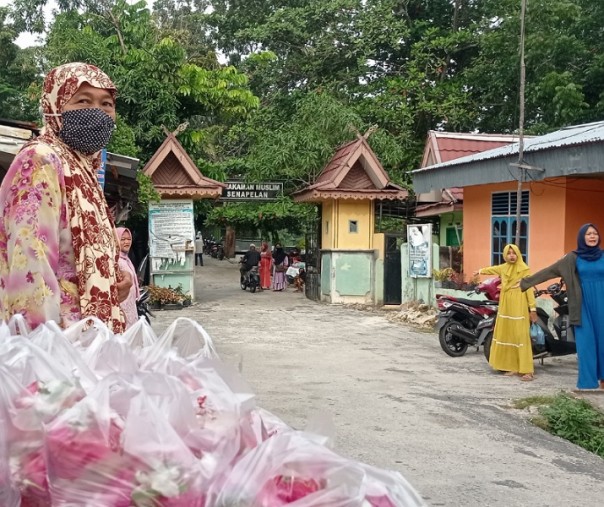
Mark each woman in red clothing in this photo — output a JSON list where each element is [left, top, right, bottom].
[[259, 241, 272, 289]]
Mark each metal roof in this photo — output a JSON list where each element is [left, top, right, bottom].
[[412, 121, 604, 193]]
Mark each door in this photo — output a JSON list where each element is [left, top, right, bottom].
[[384, 235, 402, 305]]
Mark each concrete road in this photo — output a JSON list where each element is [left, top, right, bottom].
[[152, 257, 604, 506]]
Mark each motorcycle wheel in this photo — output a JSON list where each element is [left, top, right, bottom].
[[483, 333, 493, 361], [439, 322, 469, 357], [250, 283, 257, 293]]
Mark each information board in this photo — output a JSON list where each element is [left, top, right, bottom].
[[149, 200, 195, 260], [407, 223, 432, 278]]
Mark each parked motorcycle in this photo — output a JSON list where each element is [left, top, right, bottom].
[[436, 277, 501, 357], [135, 254, 154, 323], [483, 279, 576, 362], [210, 240, 225, 260], [136, 286, 155, 324]]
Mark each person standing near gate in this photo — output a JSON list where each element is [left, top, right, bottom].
[[195, 232, 204, 266]]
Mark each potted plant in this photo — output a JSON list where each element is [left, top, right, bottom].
[[433, 267, 454, 288], [147, 285, 189, 310]]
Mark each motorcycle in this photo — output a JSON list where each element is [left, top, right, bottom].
[[135, 254, 154, 323], [240, 264, 260, 293], [483, 279, 576, 362], [210, 240, 225, 260], [136, 286, 155, 324], [436, 277, 501, 357]]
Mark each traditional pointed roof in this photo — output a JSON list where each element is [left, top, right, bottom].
[[142, 133, 225, 199], [292, 136, 408, 202]]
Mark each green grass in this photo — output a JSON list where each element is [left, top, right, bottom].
[[515, 393, 604, 458], [512, 395, 556, 410]]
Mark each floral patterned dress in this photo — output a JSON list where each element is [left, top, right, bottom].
[[0, 144, 82, 329], [0, 62, 125, 332]]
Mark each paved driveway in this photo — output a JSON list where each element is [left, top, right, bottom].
[[151, 257, 604, 506]]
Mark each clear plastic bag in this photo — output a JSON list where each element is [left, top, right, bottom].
[[123, 392, 206, 506], [141, 318, 217, 368], [29, 321, 98, 392], [88, 336, 139, 377], [208, 432, 366, 507], [44, 382, 140, 506], [0, 364, 52, 505], [360, 463, 426, 507], [122, 316, 158, 354]]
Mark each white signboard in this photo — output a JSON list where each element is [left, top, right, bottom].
[[149, 200, 195, 260], [408, 223, 432, 278]]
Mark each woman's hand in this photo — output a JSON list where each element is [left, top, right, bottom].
[[116, 271, 133, 303], [529, 310, 538, 323]]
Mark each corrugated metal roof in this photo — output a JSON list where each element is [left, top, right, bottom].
[[414, 121, 604, 174], [412, 122, 604, 193]]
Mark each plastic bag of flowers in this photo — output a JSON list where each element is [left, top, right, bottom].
[[122, 316, 159, 354], [44, 381, 142, 506], [0, 365, 52, 506], [0, 433, 20, 507], [88, 335, 140, 377], [6, 312, 32, 336], [62, 316, 114, 348], [140, 317, 217, 368], [123, 391, 207, 506], [359, 463, 426, 507], [28, 320, 98, 392], [144, 355, 249, 481], [0, 335, 85, 421], [206, 431, 368, 506]]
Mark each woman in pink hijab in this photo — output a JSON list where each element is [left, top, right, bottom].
[[116, 227, 140, 329]]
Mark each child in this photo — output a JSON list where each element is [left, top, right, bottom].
[[476, 244, 538, 381]]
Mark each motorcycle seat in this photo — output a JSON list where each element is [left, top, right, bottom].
[[453, 298, 498, 307]]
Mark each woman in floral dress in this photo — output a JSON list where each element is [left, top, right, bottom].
[[0, 62, 129, 332]]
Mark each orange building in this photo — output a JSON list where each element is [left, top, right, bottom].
[[412, 122, 604, 280]]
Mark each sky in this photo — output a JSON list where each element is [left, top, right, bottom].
[[0, 0, 57, 47]]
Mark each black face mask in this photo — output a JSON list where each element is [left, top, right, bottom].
[[58, 108, 115, 155]]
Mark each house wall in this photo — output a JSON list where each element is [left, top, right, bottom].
[[322, 201, 335, 250], [439, 211, 463, 246], [334, 200, 374, 249], [564, 180, 604, 251], [464, 178, 604, 281]]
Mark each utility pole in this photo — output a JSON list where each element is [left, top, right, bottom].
[[514, 0, 528, 246]]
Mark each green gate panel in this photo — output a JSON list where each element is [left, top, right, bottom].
[[321, 253, 331, 295], [334, 253, 371, 296]]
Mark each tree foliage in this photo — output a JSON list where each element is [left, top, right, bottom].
[[2, 0, 604, 233]]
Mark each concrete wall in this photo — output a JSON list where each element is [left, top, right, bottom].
[[401, 242, 440, 305]]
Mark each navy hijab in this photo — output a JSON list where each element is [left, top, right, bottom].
[[573, 223, 602, 261]]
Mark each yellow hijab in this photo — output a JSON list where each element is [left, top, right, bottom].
[[500, 244, 530, 292]]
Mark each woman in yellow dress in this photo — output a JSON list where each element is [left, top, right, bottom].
[[476, 244, 538, 381]]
